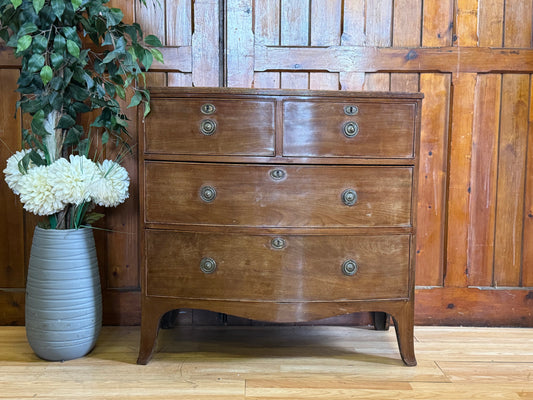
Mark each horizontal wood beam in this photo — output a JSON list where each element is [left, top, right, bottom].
[[0, 46, 192, 72], [3, 44, 532, 74], [255, 45, 533, 74], [415, 287, 533, 326]]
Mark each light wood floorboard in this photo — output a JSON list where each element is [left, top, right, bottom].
[[0, 325, 531, 399]]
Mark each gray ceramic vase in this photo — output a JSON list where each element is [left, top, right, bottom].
[[25, 226, 102, 361]]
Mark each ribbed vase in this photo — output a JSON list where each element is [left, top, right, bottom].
[[25, 226, 102, 361]]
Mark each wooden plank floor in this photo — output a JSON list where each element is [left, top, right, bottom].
[[0, 325, 532, 399]]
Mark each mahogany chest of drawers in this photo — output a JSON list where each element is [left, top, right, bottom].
[[137, 87, 422, 365]]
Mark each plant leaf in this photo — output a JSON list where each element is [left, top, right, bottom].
[[67, 39, 80, 58], [10, 0, 22, 9], [151, 48, 164, 64], [115, 84, 125, 100], [40, 65, 53, 85], [144, 34, 162, 47], [51, 0, 66, 17], [18, 22, 38, 37], [28, 54, 45, 72], [71, 0, 83, 10], [57, 114, 76, 129], [16, 35, 32, 53], [128, 91, 142, 108], [33, 0, 45, 13]]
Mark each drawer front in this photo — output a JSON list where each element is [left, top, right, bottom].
[[146, 231, 410, 301], [145, 163, 413, 227], [283, 100, 416, 158], [144, 98, 275, 156]]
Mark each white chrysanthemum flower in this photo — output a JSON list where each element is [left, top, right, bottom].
[[90, 159, 130, 207], [18, 165, 65, 216], [3, 149, 32, 195], [48, 155, 101, 205]]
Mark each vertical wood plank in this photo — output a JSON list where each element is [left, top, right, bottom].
[[523, 76, 533, 287], [417, 0, 453, 287], [310, 0, 341, 46], [363, 0, 392, 91], [309, 0, 342, 90], [254, 0, 281, 89], [0, 69, 25, 288], [391, 0, 421, 92], [503, 1, 533, 48], [417, 74, 451, 286], [443, 1, 478, 287], [467, 0, 503, 287], [422, 0, 454, 46], [135, 0, 166, 43], [193, 0, 220, 87], [478, 0, 504, 47], [467, 74, 501, 286], [454, 0, 478, 46], [167, 0, 192, 87], [340, 0, 365, 90], [493, 74, 529, 287], [309, 73, 338, 90], [310, 0, 341, 90], [101, 87, 139, 290], [168, 72, 193, 87], [226, 0, 254, 87], [280, 0, 310, 89], [167, 0, 192, 46], [445, 73, 476, 287], [280, 0, 309, 45]]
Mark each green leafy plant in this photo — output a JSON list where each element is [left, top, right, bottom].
[[0, 0, 163, 229]]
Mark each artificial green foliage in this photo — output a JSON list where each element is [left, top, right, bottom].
[[0, 0, 163, 229], [0, 0, 162, 165]]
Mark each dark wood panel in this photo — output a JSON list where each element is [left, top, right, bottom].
[[493, 74, 529, 287], [144, 163, 413, 228], [283, 100, 416, 158], [0, 69, 25, 288], [467, 74, 501, 286], [146, 231, 410, 301], [415, 74, 450, 287], [144, 98, 275, 156], [415, 287, 533, 326], [445, 73, 475, 287]]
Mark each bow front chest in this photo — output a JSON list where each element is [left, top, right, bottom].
[[137, 87, 422, 365]]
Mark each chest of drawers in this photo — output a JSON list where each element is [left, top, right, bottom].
[[137, 87, 422, 366]]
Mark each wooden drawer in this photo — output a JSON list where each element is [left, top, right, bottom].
[[145, 230, 410, 301], [145, 162, 413, 228], [144, 98, 275, 156], [283, 100, 416, 158]]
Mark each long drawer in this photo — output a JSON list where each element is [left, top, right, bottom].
[[283, 100, 416, 158], [145, 230, 411, 301], [144, 162, 413, 228], [144, 98, 276, 156]]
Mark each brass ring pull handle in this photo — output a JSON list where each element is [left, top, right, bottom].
[[271, 237, 286, 250], [200, 119, 217, 136], [269, 169, 286, 181], [341, 259, 358, 276], [342, 121, 359, 138], [201, 103, 216, 115], [200, 257, 217, 274], [341, 189, 358, 206], [199, 185, 217, 203], [344, 105, 358, 115]]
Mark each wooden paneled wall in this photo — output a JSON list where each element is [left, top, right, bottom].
[[1, 0, 532, 326]]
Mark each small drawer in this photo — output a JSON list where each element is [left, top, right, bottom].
[[144, 98, 275, 156], [283, 100, 416, 158], [146, 231, 410, 301], [144, 162, 413, 228]]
